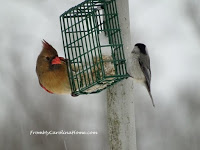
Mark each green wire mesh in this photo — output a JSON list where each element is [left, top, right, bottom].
[[60, 0, 129, 96]]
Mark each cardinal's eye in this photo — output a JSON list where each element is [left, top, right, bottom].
[[46, 57, 50, 60]]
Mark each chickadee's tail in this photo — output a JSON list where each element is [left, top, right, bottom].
[[148, 90, 155, 107], [145, 81, 155, 107]]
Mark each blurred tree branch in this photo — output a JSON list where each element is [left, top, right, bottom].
[[186, 1, 200, 37]]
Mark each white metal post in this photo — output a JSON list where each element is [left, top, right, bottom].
[[107, 0, 137, 150]]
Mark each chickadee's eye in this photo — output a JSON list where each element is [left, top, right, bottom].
[[46, 57, 50, 60]]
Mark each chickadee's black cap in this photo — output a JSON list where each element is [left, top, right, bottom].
[[135, 43, 147, 54]]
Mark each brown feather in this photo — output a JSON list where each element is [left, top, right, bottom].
[[36, 40, 71, 94]]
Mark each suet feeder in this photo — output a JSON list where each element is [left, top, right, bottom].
[[60, 0, 129, 96]]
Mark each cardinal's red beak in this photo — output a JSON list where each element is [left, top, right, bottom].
[[52, 57, 61, 65]]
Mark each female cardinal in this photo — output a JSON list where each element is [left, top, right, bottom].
[[36, 40, 71, 94]]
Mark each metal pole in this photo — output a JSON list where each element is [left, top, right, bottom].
[[107, 0, 137, 149]]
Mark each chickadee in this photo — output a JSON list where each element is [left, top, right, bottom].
[[129, 43, 155, 107]]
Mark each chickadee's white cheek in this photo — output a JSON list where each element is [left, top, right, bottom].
[[134, 47, 140, 53]]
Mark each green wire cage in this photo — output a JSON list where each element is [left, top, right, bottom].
[[60, 0, 129, 96]]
